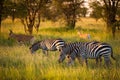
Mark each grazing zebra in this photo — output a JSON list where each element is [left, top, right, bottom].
[[29, 38, 65, 55], [58, 41, 115, 67], [8, 30, 35, 44]]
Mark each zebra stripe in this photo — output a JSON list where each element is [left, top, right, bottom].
[[58, 41, 115, 67], [51, 39, 65, 50], [29, 38, 65, 54]]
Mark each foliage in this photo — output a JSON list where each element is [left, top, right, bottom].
[[80, 7, 88, 17], [19, 0, 50, 34], [50, 0, 85, 29], [116, 8, 120, 18], [90, 0, 120, 38], [1, 0, 51, 34], [90, 1, 104, 21], [90, 0, 120, 22]]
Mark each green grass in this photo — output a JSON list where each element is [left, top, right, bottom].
[[0, 18, 120, 80]]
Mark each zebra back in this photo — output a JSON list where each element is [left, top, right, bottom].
[[29, 38, 65, 54], [60, 41, 115, 67], [40, 38, 65, 51]]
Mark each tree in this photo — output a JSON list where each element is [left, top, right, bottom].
[[4, 0, 50, 35], [0, 0, 52, 34], [18, 0, 50, 34], [90, 1, 104, 21], [0, 0, 16, 32], [90, 0, 120, 38], [80, 7, 88, 17], [53, 0, 84, 29], [103, 0, 120, 37]]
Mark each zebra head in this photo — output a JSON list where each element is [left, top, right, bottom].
[[29, 41, 41, 54], [58, 44, 70, 63]]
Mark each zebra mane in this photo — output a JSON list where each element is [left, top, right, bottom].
[[64, 42, 82, 48]]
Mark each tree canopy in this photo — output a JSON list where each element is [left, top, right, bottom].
[[90, 0, 120, 37], [1, 0, 120, 36]]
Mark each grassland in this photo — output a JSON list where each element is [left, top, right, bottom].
[[0, 18, 120, 80]]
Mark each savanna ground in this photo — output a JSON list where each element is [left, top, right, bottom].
[[0, 18, 120, 80]]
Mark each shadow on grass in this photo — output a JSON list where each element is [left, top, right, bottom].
[[0, 35, 16, 46]]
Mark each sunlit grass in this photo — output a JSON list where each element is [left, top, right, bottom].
[[0, 45, 120, 80], [0, 18, 120, 80]]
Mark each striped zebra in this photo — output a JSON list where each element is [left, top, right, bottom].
[[29, 38, 65, 55], [58, 41, 115, 67]]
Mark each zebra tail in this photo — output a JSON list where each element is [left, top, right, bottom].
[[111, 48, 116, 60]]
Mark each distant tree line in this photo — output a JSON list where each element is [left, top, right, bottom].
[[0, 0, 120, 37]]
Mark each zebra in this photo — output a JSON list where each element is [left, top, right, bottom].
[[58, 41, 115, 67], [29, 38, 65, 55]]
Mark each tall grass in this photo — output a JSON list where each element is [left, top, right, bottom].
[[0, 18, 120, 80], [0, 46, 120, 80]]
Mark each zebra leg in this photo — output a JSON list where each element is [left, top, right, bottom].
[[104, 57, 111, 67], [76, 56, 81, 64], [85, 58, 88, 67], [67, 57, 74, 66], [99, 57, 102, 65], [42, 50, 48, 55], [81, 56, 87, 67], [96, 58, 99, 65], [96, 56, 102, 65], [67, 52, 76, 66], [66, 55, 71, 64], [65, 55, 74, 66]]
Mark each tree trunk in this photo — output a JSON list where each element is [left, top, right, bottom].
[[105, 6, 116, 38], [69, 20, 76, 29], [28, 24, 33, 35], [0, 14, 1, 33], [0, 9, 1, 33], [106, 16, 116, 38], [66, 10, 76, 29], [35, 11, 41, 32], [66, 19, 76, 29], [106, 22, 112, 35], [20, 19, 28, 34], [103, 0, 120, 38], [0, 0, 4, 33]]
